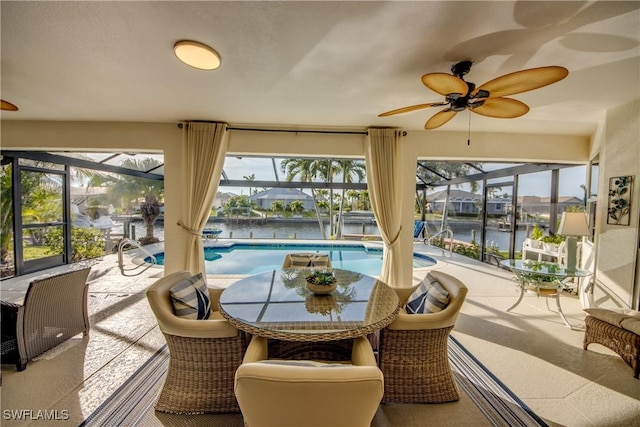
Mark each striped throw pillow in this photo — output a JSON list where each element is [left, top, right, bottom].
[[406, 273, 450, 314], [169, 273, 211, 320]]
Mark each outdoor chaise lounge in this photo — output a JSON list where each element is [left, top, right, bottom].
[[413, 220, 425, 240], [282, 252, 332, 268], [0, 267, 91, 371]]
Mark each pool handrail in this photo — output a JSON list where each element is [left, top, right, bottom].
[[118, 238, 158, 276], [424, 227, 453, 257]]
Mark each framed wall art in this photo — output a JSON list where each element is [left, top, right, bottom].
[[607, 175, 633, 226]]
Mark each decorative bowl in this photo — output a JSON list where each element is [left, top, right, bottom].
[[305, 270, 337, 295], [306, 281, 337, 295]]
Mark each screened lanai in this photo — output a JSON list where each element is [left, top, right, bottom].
[[0, 148, 594, 279]]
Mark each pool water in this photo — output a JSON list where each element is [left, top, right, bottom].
[[148, 243, 436, 276]]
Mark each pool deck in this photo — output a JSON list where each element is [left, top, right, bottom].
[[2, 239, 640, 426], [0, 238, 434, 300]]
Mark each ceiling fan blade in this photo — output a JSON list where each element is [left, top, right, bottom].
[[1, 99, 19, 111], [378, 102, 447, 117], [475, 66, 568, 98], [421, 73, 468, 97], [471, 97, 530, 118], [425, 109, 457, 130]]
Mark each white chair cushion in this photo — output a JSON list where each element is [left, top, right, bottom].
[[620, 318, 640, 335], [583, 308, 639, 327], [169, 273, 211, 319], [406, 272, 450, 314], [257, 359, 351, 368]]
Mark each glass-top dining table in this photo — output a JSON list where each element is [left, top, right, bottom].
[[218, 268, 400, 342]]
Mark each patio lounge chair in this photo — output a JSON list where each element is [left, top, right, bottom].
[[146, 271, 248, 413], [235, 335, 383, 427], [0, 267, 91, 371], [413, 220, 425, 240], [282, 252, 332, 268], [378, 270, 468, 403]]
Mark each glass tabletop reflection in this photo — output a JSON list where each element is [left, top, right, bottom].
[[218, 268, 400, 342]]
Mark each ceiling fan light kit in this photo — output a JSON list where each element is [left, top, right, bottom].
[[173, 40, 221, 70], [379, 61, 569, 130]]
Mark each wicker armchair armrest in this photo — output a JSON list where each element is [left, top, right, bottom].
[[387, 307, 458, 330]]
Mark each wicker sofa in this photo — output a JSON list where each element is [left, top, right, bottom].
[[0, 267, 91, 371], [583, 308, 640, 378]]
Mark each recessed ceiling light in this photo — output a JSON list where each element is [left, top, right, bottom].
[[173, 40, 221, 71], [1, 99, 19, 111]]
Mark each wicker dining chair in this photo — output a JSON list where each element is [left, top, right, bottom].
[[235, 335, 383, 427], [0, 267, 91, 371], [378, 270, 468, 403], [146, 271, 248, 414]]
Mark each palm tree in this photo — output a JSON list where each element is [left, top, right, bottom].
[[315, 160, 336, 236], [243, 173, 256, 195], [333, 160, 366, 238], [270, 200, 285, 215], [288, 200, 305, 214], [280, 158, 326, 239], [107, 158, 164, 244]]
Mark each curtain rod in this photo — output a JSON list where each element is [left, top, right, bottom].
[[227, 127, 368, 135], [177, 122, 408, 136]]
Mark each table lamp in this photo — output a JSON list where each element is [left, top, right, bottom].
[[557, 212, 590, 272]]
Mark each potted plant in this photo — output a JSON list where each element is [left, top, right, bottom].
[[526, 224, 544, 249], [305, 270, 337, 295], [541, 234, 564, 252]]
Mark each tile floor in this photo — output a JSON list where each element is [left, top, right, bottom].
[[1, 241, 639, 426]]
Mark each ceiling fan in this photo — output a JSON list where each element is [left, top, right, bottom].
[[379, 61, 568, 129], [1, 99, 19, 111]]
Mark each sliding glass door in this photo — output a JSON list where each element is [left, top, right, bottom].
[[15, 161, 70, 275]]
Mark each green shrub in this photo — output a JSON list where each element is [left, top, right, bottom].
[[452, 241, 480, 258], [531, 224, 544, 240], [45, 227, 105, 261], [541, 234, 564, 244]]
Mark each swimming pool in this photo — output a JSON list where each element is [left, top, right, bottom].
[[146, 243, 437, 276]]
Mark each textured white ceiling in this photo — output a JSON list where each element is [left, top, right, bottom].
[[1, 1, 638, 136]]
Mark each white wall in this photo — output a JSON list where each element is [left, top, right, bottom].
[[592, 99, 640, 309]]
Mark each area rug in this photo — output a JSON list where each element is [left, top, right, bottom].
[[81, 336, 547, 427]]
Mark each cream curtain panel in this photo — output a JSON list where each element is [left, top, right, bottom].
[[364, 128, 405, 287], [177, 122, 229, 278]]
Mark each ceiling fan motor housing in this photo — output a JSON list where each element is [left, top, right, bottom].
[[451, 60, 473, 78]]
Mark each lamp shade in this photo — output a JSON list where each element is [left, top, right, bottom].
[[557, 212, 590, 236]]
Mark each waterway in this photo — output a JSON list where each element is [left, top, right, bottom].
[[116, 218, 529, 252]]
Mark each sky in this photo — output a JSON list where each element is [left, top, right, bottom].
[[221, 157, 589, 199]]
